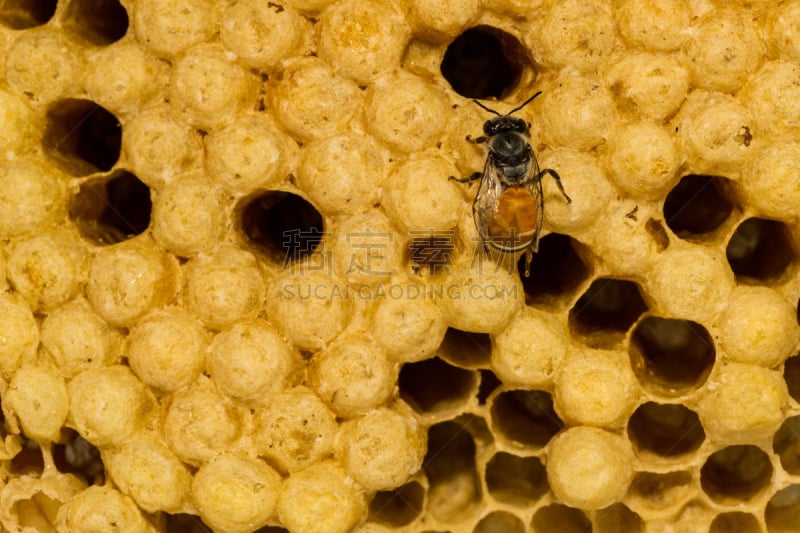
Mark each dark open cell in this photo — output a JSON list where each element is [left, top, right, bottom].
[[709, 512, 761, 533], [485, 452, 548, 506], [765, 485, 800, 532], [663, 175, 734, 237], [69, 171, 151, 245], [627, 402, 705, 457], [726, 217, 797, 283], [785, 354, 800, 403], [477, 369, 501, 405], [437, 327, 492, 368], [700, 445, 772, 504], [531, 504, 591, 533], [569, 278, 648, 345], [490, 389, 562, 448], [424, 420, 482, 522], [520, 233, 591, 303], [52, 430, 104, 485], [773, 415, 800, 476], [240, 191, 323, 263], [43, 99, 122, 176], [63, 0, 128, 45], [368, 481, 424, 527], [399, 357, 475, 414], [474, 511, 525, 533], [441, 26, 529, 99], [629, 316, 715, 394], [0, 0, 57, 29]]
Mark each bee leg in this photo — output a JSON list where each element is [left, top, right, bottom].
[[536, 168, 572, 203], [449, 172, 482, 184], [523, 249, 533, 277], [466, 135, 489, 144]]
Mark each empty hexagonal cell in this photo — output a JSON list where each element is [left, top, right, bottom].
[[531, 504, 591, 533], [424, 420, 483, 523], [44, 99, 122, 176], [785, 353, 800, 403], [63, 0, 128, 45], [627, 471, 694, 515], [437, 328, 491, 368], [627, 402, 705, 458], [773, 415, 800, 476], [240, 191, 323, 264], [69, 171, 151, 245], [569, 278, 648, 347], [594, 504, 643, 533], [520, 234, 591, 305], [0, 0, 56, 29], [726, 218, 797, 283], [629, 317, 715, 395], [765, 484, 800, 533], [700, 445, 773, 505], [441, 25, 530, 99], [490, 389, 563, 449], [663, 175, 734, 239], [477, 369, 501, 405], [399, 358, 477, 415], [484, 452, 547, 506], [368, 481, 424, 528], [474, 511, 525, 533], [709, 512, 761, 533]]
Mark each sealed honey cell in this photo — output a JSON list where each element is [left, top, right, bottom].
[[55, 485, 155, 533], [40, 298, 124, 378], [192, 451, 281, 533], [127, 307, 207, 392], [311, 335, 396, 417], [0, 158, 67, 238], [205, 113, 297, 194], [163, 378, 241, 466], [5, 365, 68, 442], [84, 42, 167, 117], [133, 0, 219, 59], [0, 294, 38, 379], [547, 426, 635, 509], [67, 365, 156, 447], [297, 131, 387, 216], [316, 0, 410, 83], [169, 43, 256, 129], [106, 434, 192, 513], [335, 402, 426, 491], [252, 386, 337, 473], [182, 245, 265, 329], [207, 319, 298, 403], [86, 239, 180, 327], [221, 0, 310, 70], [277, 461, 367, 533], [492, 307, 568, 388], [151, 176, 226, 257]]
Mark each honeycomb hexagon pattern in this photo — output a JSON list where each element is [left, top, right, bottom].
[[0, 0, 800, 532]]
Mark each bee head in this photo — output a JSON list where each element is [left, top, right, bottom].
[[483, 116, 528, 137], [473, 91, 543, 138]]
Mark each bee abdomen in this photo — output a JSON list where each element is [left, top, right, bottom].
[[486, 187, 538, 250]]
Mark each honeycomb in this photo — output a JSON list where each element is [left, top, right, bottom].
[[0, 0, 800, 531]]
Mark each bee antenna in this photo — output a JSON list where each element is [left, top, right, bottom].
[[506, 91, 543, 115], [471, 99, 502, 117]]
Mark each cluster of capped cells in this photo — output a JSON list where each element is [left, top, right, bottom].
[[1, 0, 800, 531]]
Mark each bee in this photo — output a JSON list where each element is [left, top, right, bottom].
[[451, 92, 571, 277]]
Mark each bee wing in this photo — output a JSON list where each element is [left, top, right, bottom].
[[472, 158, 505, 244], [521, 154, 544, 253]]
